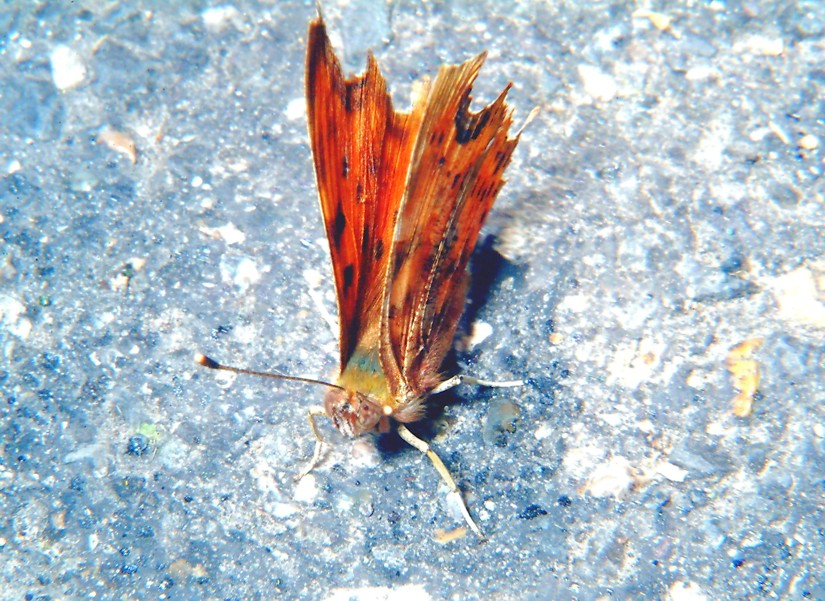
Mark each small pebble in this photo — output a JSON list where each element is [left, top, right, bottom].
[[50, 44, 87, 91]]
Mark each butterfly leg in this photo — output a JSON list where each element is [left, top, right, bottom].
[[296, 406, 327, 481], [396, 423, 483, 538], [430, 374, 523, 396]]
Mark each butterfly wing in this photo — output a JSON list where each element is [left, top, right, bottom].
[[381, 55, 521, 397], [306, 17, 425, 371]]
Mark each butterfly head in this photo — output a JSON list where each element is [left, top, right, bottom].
[[324, 388, 386, 436]]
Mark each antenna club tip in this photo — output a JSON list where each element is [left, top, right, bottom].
[[195, 353, 220, 369]]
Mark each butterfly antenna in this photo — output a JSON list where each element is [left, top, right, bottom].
[[195, 353, 345, 392]]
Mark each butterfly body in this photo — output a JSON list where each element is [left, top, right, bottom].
[[328, 339, 432, 436], [325, 349, 392, 436]]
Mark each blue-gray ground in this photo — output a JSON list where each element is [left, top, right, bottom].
[[1, 1, 823, 599]]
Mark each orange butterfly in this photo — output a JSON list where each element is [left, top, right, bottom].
[[199, 14, 525, 537]]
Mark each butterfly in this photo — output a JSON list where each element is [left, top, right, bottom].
[[198, 14, 525, 538]]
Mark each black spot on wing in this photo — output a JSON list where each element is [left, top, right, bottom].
[[455, 94, 491, 145], [494, 149, 511, 173], [333, 205, 347, 247], [443, 258, 458, 277], [394, 241, 411, 273], [421, 254, 435, 277], [343, 264, 355, 290], [344, 78, 366, 112]]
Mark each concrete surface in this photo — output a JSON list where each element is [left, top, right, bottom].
[[1, 0, 823, 599]]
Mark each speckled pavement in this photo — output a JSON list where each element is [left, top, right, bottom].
[[1, 1, 823, 599]]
